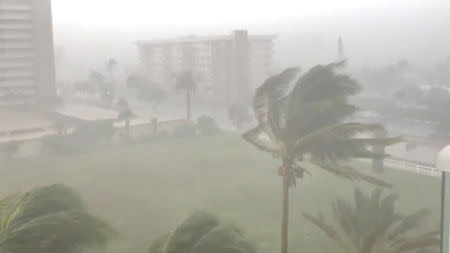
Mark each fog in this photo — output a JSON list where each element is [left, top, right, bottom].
[[1, 1, 450, 253], [54, 0, 450, 79]]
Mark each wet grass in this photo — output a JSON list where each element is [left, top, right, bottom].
[[0, 134, 441, 253]]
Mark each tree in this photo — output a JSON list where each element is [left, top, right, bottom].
[[229, 104, 251, 129], [118, 100, 135, 140], [176, 71, 196, 121], [149, 211, 257, 253], [242, 62, 400, 253], [90, 71, 114, 106], [304, 188, 439, 253], [0, 184, 116, 253]]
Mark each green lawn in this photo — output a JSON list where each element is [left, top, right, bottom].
[[0, 134, 441, 253]]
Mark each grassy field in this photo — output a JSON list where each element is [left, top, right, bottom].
[[0, 134, 441, 253]]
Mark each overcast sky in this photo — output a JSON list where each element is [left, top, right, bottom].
[[52, 0, 438, 28]]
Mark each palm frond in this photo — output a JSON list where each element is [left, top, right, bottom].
[[303, 212, 347, 249], [253, 68, 300, 140], [176, 71, 196, 93], [388, 209, 430, 240], [285, 63, 360, 142], [162, 211, 220, 253], [14, 184, 85, 225], [312, 161, 392, 187], [148, 234, 170, 253], [392, 235, 440, 253], [1, 211, 117, 253], [151, 211, 256, 253], [294, 122, 401, 161], [0, 194, 27, 240], [242, 126, 279, 154]]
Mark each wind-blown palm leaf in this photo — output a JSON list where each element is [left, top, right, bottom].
[[304, 188, 439, 253], [252, 68, 300, 141], [149, 211, 257, 253], [12, 184, 84, 226], [2, 211, 116, 253], [311, 161, 392, 187], [242, 126, 279, 154], [294, 122, 401, 160], [284, 62, 360, 144], [0, 184, 116, 253], [303, 213, 347, 249], [176, 71, 196, 93], [388, 209, 429, 240]]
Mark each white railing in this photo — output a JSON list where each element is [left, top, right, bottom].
[[385, 158, 441, 177]]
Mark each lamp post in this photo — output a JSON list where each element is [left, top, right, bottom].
[[437, 145, 450, 253]]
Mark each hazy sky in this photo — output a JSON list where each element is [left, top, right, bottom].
[[52, 0, 434, 28]]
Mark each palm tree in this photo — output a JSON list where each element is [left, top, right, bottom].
[[0, 184, 116, 253], [176, 71, 196, 121], [118, 99, 135, 140], [303, 188, 439, 253], [149, 211, 257, 253], [242, 62, 401, 253]]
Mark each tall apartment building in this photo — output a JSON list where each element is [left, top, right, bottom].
[[0, 0, 56, 107], [137, 30, 276, 105]]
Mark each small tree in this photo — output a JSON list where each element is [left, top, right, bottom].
[[118, 101, 135, 140], [304, 188, 439, 253], [176, 71, 196, 121]]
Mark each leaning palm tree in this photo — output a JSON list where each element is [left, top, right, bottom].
[[149, 211, 257, 253], [176, 71, 196, 121], [303, 188, 439, 253], [0, 184, 116, 253], [242, 62, 400, 253]]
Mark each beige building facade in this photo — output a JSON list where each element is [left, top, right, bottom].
[[137, 30, 276, 105], [0, 0, 56, 107]]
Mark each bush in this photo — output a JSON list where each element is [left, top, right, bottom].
[[149, 211, 257, 253], [41, 121, 115, 156], [197, 115, 220, 136], [173, 124, 197, 138]]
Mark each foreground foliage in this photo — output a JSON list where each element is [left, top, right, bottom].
[[0, 184, 116, 253], [149, 211, 257, 253], [304, 188, 439, 253]]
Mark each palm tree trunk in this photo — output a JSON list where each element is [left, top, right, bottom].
[[125, 120, 130, 139], [281, 174, 289, 253], [186, 91, 191, 121]]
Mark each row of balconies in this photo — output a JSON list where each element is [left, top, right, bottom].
[[0, 79, 34, 88], [0, 72, 33, 81]]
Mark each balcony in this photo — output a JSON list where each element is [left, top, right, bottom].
[[0, 79, 34, 88]]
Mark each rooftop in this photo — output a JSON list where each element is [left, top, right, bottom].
[[0, 109, 52, 133], [136, 34, 276, 46], [53, 104, 119, 122]]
